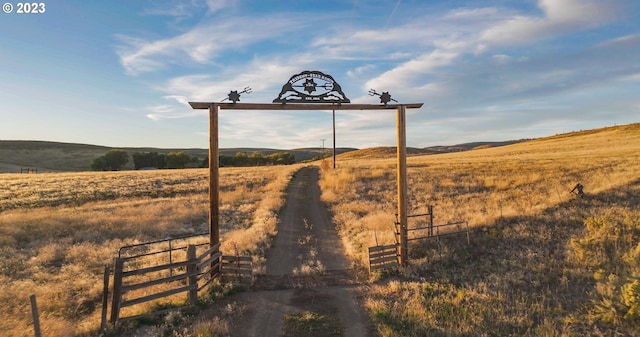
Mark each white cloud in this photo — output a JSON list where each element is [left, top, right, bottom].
[[116, 0, 639, 148], [161, 59, 300, 102], [365, 50, 458, 92], [491, 54, 511, 64], [347, 64, 376, 79], [116, 15, 306, 75], [480, 0, 621, 47], [205, 0, 237, 14], [163, 95, 190, 106]]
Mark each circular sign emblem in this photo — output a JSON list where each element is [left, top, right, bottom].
[[273, 71, 350, 103]]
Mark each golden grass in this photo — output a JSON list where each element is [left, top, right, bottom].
[[318, 123, 640, 336], [0, 164, 299, 337], [2, 123, 639, 336]]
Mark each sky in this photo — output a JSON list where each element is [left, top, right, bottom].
[[1, 0, 639, 150]]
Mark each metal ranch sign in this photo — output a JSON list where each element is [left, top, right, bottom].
[[273, 70, 350, 103]]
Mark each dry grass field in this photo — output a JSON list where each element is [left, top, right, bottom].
[[319, 123, 640, 336], [2, 123, 639, 336], [0, 165, 299, 337]]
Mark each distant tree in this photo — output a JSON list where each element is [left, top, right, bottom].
[[90, 156, 108, 171], [91, 149, 129, 171], [133, 152, 166, 169], [266, 152, 295, 165], [249, 152, 266, 166], [165, 151, 191, 169], [218, 155, 232, 167], [202, 152, 295, 168]]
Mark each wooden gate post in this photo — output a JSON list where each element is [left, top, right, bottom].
[[101, 266, 110, 329], [187, 245, 198, 306], [110, 258, 124, 323], [209, 104, 220, 248], [396, 105, 408, 267]]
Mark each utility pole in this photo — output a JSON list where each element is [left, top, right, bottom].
[[332, 110, 336, 169], [321, 138, 326, 158]]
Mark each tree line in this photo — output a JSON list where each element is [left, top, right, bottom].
[[219, 152, 295, 166], [91, 149, 295, 171]]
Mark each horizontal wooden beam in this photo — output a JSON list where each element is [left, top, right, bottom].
[[189, 102, 423, 110]]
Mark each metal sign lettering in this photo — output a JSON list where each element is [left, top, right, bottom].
[[273, 70, 350, 103]]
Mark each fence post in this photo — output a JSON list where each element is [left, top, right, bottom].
[[211, 242, 221, 278], [465, 221, 471, 245], [187, 245, 198, 306], [396, 105, 409, 267], [428, 205, 434, 237], [169, 240, 173, 277], [30, 294, 42, 337], [110, 258, 124, 323], [101, 266, 110, 330]]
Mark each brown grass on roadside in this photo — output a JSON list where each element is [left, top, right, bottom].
[[319, 123, 640, 336], [0, 164, 298, 337]]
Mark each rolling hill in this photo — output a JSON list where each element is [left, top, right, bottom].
[[3, 128, 612, 173], [0, 140, 357, 173]]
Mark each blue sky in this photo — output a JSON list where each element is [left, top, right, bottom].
[[1, 0, 639, 149]]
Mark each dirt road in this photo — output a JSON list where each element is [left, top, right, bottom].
[[228, 166, 371, 337]]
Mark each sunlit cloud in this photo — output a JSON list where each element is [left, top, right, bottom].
[[114, 0, 640, 147], [479, 0, 621, 47], [116, 15, 308, 75]]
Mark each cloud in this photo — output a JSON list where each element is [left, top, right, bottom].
[[140, 0, 236, 19], [141, 58, 305, 125], [144, 96, 204, 121], [161, 58, 301, 102], [204, 0, 237, 14], [118, 0, 639, 148], [140, 3, 195, 18], [116, 15, 306, 75], [364, 50, 458, 93], [163, 95, 190, 106], [480, 0, 621, 47]]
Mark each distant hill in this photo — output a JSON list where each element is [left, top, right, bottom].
[[426, 140, 528, 152], [0, 140, 357, 173], [4, 124, 634, 172], [338, 140, 527, 160]]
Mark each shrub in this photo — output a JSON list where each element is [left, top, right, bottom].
[[571, 212, 640, 326]]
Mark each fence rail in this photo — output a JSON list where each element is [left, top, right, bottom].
[[371, 206, 470, 271], [221, 255, 253, 284], [110, 242, 221, 323], [407, 220, 470, 244], [368, 244, 399, 272]]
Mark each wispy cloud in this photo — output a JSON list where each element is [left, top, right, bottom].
[[479, 0, 621, 47], [115, 0, 639, 147], [116, 14, 307, 75], [140, 0, 236, 19]]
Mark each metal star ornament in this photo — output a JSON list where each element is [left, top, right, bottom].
[[222, 86, 252, 103], [227, 90, 241, 103], [368, 89, 398, 105], [379, 92, 392, 105], [303, 79, 317, 94]]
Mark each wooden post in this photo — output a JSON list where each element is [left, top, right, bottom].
[[428, 205, 434, 237], [30, 294, 42, 337], [101, 266, 110, 330], [187, 245, 198, 306], [396, 105, 408, 267], [209, 104, 220, 248], [110, 258, 124, 323]]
